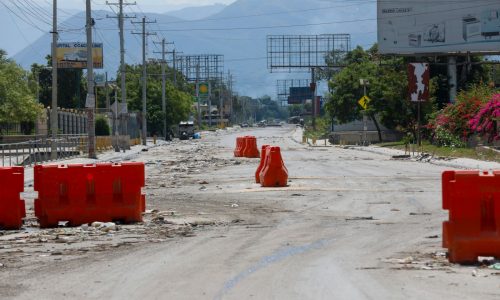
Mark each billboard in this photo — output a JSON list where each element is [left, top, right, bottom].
[[408, 63, 430, 102], [56, 42, 103, 69], [378, 1, 500, 54], [288, 87, 313, 105]]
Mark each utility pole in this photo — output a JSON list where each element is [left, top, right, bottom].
[[153, 39, 174, 140], [105, 72, 110, 110], [85, 0, 96, 159], [132, 17, 156, 146], [311, 67, 316, 130], [106, 0, 136, 138], [228, 70, 233, 125], [173, 49, 177, 86], [50, 0, 58, 160], [219, 72, 223, 128], [196, 63, 201, 129]]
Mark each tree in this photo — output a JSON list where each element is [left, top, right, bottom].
[[325, 45, 435, 141], [121, 62, 193, 136], [288, 104, 302, 117], [0, 50, 42, 127], [31, 55, 86, 109]]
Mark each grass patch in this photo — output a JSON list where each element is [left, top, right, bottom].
[[377, 141, 499, 162], [303, 117, 331, 140]]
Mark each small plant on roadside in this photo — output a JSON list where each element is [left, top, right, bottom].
[[433, 127, 467, 148]]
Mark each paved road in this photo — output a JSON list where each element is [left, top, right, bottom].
[[5, 126, 500, 299]]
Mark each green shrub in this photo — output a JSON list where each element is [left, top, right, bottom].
[[434, 127, 466, 148], [95, 116, 110, 136]]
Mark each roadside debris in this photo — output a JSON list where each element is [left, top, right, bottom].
[[345, 216, 375, 221]]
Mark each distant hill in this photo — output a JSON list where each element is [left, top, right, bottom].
[[165, 4, 227, 21], [12, 0, 377, 97], [0, 5, 79, 57]]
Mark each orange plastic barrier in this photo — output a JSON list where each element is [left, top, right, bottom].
[[34, 163, 146, 228], [242, 136, 260, 158], [442, 170, 500, 263], [255, 145, 270, 183], [234, 137, 245, 157], [0, 167, 26, 230], [259, 146, 288, 187]]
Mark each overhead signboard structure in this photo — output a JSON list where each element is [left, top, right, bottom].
[[377, 1, 500, 55], [276, 79, 311, 107], [377, 0, 500, 103], [175, 54, 224, 128], [56, 42, 103, 69], [267, 34, 351, 128], [175, 54, 224, 82], [267, 34, 351, 72]]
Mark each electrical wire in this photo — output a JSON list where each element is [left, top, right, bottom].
[[1, 2, 48, 33]]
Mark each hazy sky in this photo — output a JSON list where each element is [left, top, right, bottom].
[[59, 0, 236, 12]]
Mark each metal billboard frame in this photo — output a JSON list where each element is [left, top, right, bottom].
[[276, 79, 311, 107], [267, 34, 351, 73], [175, 54, 224, 82]]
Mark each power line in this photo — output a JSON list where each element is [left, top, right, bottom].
[[1, 2, 48, 33], [155, 0, 498, 25], [95, 2, 496, 33]]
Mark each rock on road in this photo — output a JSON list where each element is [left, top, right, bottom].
[[2, 126, 500, 300]]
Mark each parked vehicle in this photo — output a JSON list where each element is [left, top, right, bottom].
[[178, 121, 195, 140]]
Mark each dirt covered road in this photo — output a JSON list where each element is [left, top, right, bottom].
[[1, 126, 500, 299]]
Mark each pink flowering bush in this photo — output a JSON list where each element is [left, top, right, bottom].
[[469, 94, 500, 143], [427, 84, 495, 147]]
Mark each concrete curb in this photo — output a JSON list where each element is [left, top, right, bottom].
[[343, 145, 500, 170]]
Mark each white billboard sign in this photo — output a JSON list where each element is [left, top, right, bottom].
[[378, 0, 500, 54]]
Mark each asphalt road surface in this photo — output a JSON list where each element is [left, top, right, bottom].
[[2, 126, 500, 300]]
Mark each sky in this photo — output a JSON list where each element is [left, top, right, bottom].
[[58, 0, 236, 12]]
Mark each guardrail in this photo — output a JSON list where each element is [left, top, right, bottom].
[[0, 136, 88, 167]]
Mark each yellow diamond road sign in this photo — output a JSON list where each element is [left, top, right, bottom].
[[358, 95, 371, 110]]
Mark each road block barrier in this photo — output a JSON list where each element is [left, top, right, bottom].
[[242, 136, 260, 158], [234, 137, 245, 157], [442, 170, 500, 263], [255, 145, 270, 183], [0, 167, 26, 230], [34, 162, 146, 228], [259, 146, 288, 187]]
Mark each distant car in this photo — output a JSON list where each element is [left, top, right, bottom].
[[257, 121, 267, 127], [240, 123, 249, 128]]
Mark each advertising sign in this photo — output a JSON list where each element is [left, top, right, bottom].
[[288, 87, 313, 104], [56, 42, 103, 69], [408, 63, 430, 102], [198, 82, 209, 97], [378, 1, 500, 54]]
